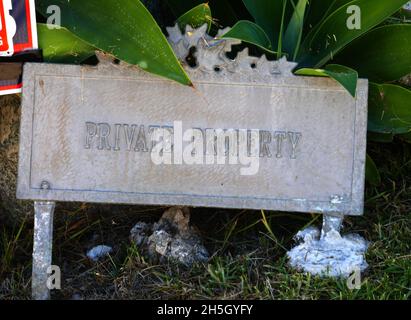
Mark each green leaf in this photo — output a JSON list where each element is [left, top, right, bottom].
[[242, 0, 290, 49], [284, 0, 308, 60], [398, 131, 411, 143], [177, 3, 213, 31], [295, 64, 358, 97], [365, 154, 381, 186], [36, 0, 191, 86], [325, 0, 356, 17], [298, 0, 410, 67], [367, 132, 394, 143], [37, 23, 96, 64], [335, 24, 411, 82], [164, 0, 202, 16], [368, 83, 411, 134], [304, 0, 332, 33], [277, 0, 289, 59], [221, 20, 273, 52], [305, 1, 353, 38], [166, 0, 243, 29]]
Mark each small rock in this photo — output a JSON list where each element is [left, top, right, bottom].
[[160, 206, 191, 236], [86, 245, 113, 262], [130, 222, 151, 246], [169, 237, 209, 265], [148, 230, 173, 256], [130, 207, 209, 266]]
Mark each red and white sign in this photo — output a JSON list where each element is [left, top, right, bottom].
[[0, 0, 15, 56], [1, 0, 38, 95]]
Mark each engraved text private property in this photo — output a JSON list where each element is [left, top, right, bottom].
[[84, 121, 302, 160]]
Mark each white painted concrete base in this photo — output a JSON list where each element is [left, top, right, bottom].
[[287, 226, 369, 278]]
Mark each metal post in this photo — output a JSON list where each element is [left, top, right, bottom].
[[321, 213, 344, 239], [32, 201, 55, 300]]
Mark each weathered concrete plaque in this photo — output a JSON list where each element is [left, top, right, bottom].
[[17, 29, 368, 216], [19, 25, 369, 300]]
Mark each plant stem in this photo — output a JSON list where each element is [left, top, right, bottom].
[[277, 0, 288, 60]]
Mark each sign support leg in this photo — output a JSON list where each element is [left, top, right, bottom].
[[32, 201, 55, 300], [321, 213, 344, 239]]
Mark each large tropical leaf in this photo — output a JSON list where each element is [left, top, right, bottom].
[[305, 0, 354, 38], [365, 154, 381, 186], [222, 20, 274, 52], [298, 0, 410, 67], [304, 0, 332, 35], [325, 0, 357, 17], [37, 23, 95, 64], [283, 0, 308, 59], [164, 0, 202, 16], [368, 83, 411, 134], [242, 0, 290, 49], [335, 24, 411, 82], [295, 64, 358, 97], [177, 3, 213, 31], [166, 0, 246, 29], [36, 0, 191, 85]]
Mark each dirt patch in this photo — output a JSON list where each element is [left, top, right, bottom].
[[0, 95, 32, 225]]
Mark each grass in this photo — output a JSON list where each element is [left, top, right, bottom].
[[0, 141, 410, 300]]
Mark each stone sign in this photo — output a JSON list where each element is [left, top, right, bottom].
[[17, 57, 367, 215], [16, 25, 368, 299]]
